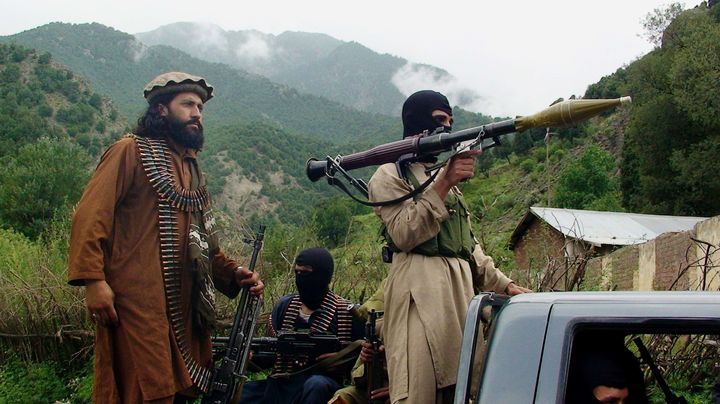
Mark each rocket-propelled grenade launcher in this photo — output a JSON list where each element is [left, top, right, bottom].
[[306, 97, 631, 206]]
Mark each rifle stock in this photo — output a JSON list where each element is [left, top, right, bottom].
[[202, 225, 266, 404], [306, 97, 630, 182]]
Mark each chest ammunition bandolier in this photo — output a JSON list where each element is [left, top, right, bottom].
[[383, 169, 475, 261], [131, 134, 213, 392]]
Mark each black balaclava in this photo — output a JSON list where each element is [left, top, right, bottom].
[[294, 248, 334, 310], [402, 90, 453, 138], [565, 334, 648, 404]]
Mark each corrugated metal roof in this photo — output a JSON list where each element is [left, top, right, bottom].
[[523, 207, 708, 247]]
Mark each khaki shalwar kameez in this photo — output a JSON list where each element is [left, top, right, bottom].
[[368, 163, 512, 404]]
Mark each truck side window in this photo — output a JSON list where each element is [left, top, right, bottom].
[[565, 331, 648, 404]]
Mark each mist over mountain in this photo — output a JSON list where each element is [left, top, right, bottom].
[[0, 3, 717, 255], [0, 22, 503, 224], [1, 22, 400, 146], [134, 22, 484, 115]]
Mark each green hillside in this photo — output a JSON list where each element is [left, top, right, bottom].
[[201, 122, 340, 225], [271, 41, 407, 115], [587, 2, 720, 217], [136, 24, 344, 80], [2, 22, 400, 145], [0, 43, 126, 239], [1, 4, 720, 400]]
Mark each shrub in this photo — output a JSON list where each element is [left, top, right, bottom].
[[520, 158, 535, 174], [0, 356, 70, 402], [0, 138, 91, 239]]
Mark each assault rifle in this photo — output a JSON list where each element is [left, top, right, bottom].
[[202, 225, 266, 404], [253, 332, 342, 362], [213, 332, 343, 368], [305, 97, 631, 206], [365, 310, 385, 404]]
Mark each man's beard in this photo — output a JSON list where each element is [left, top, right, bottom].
[[167, 116, 204, 150]]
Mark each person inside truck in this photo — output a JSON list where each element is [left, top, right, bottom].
[[565, 333, 648, 404]]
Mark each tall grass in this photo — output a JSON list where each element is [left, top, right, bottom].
[[213, 212, 387, 335], [0, 209, 388, 364], [0, 210, 91, 365]]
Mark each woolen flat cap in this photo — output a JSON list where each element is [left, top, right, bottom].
[[143, 71, 214, 104]]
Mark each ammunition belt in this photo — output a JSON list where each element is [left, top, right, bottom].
[[131, 134, 212, 392]]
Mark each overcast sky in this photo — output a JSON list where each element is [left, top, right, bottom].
[[4, 0, 688, 117]]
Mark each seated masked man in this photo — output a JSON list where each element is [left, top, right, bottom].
[[240, 248, 365, 404]]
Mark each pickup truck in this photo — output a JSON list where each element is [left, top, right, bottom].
[[454, 291, 720, 403]]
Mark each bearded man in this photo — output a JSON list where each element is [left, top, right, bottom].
[[68, 72, 264, 403], [240, 248, 365, 404]]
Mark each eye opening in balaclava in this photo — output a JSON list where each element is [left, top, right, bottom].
[[294, 248, 334, 310], [402, 90, 453, 138]]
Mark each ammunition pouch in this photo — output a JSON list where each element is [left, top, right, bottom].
[[381, 245, 393, 263]]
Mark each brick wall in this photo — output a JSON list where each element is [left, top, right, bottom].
[[582, 255, 605, 290], [513, 220, 566, 271], [513, 220, 570, 288], [693, 216, 720, 291], [582, 215, 720, 291], [610, 245, 639, 290], [653, 232, 692, 290]]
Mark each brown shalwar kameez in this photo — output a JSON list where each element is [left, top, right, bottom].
[[368, 163, 512, 404], [68, 135, 241, 403]]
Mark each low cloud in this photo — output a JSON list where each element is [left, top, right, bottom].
[[391, 63, 488, 114], [234, 32, 273, 62], [129, 39, 148, 63], [190, 22, 229, 53]]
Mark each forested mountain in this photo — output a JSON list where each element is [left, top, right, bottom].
[[135, 22, 455, 115], [1, 23, 400, 146], [4, 5, 720, 400], [586, 2, 720, 217], [0, 43, 124, 238], [1, 2, 717, 248], [0, 23, 504, 226]]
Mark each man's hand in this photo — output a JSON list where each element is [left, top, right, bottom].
[[360, 340, 385, 364], [369, 386, 390, 401], [316, 352, 337, 361], [433, 149, 482, 200], [85, 279, 118, 327], [505, 282, 532, 296], [234, 266, 264, 297]]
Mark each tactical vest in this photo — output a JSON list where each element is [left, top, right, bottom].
[[272, 292, 353, 374], [383, 169, 475, 261]]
